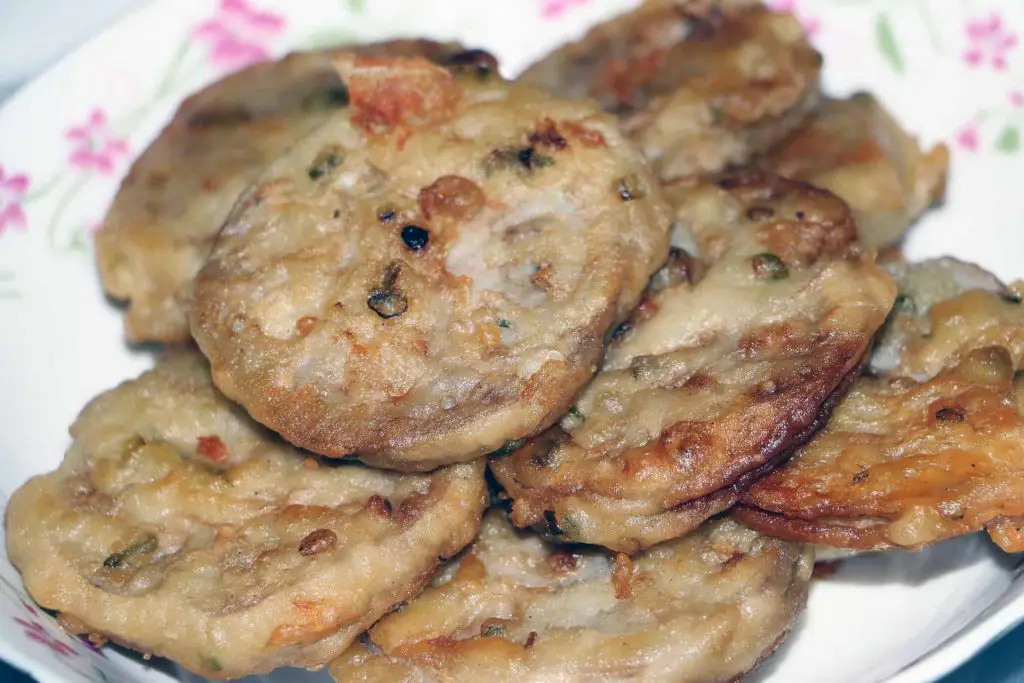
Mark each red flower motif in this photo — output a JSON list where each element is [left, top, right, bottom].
[[539, 0, 591, 21], [65, 110, 130, 175], [964, 13, 1018, 70], [192, 0, 286, 71], [0, 165, 29, 240], [767, 0, 821, 38], [14, 617, 78, 658]]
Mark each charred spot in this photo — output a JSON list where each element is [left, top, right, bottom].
[[443, 49, 500, 79], [308, 147, 345, 180], [1000, 291, 1023, 304], [543, 510, 564, 536], [610, 321, 632, 344], [367, 261, 408, 319], [852, 469, 870, 484], [485, 146, 554, 174], [489, 439, 526, 457], [298, 528, 338, 556], [377, 207, 397, 223], [716, 176, 742, 190], [419, 175, 485, 221], [616, 173, 648, 201], [524, 631, 538, 649], [812, 560, 842, 580], [935, 406, 967, 422], [746, 206, 775, 221], [530, 447, 559, 468], [795, 211, 806, 220], [401, 225, 430, 251], [682, 7, 725, 40], [366, 494, 393, 518], [186, 106, 253, 129], [683, 372, 715, 389], [333, 209, 341, 219], [196, 435, 229, 463], [751, 253, 789, 281], [529, 119, 568, 150]]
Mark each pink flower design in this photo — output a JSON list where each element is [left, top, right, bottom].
[[767, 0, 821, 38], [192, 0, 286, 70], [0, 165, 29, 240], [14, 617, 78, 658], [65, 110, 129, 175], [964, 13, 1018, 70], [1010, 90, 1024, 108], [539, 0, 591, 21], [955, 124, 981, 152]]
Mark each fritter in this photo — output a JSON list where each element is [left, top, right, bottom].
[[190, 55, 671, 471], [490, 172, 896, 552], [738, 259, 1024, 552], [4, 353, 487, 678], [759, 93, 949, 249], [96, 40, 464, 342], [518, 0, 821, 181], [329, 511, 812, 683]]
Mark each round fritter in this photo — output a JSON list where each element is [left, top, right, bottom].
[[490, 172, 896, 552], [190, 55, 672, 470], [96, 40, 464, 342], [738, 259, 1024, 552], [518, 0, 821, 181], [758, 93, 949, 249], [329, 510, 812, 683], [4, 353, 487, 679]]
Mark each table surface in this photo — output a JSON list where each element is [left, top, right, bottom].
[[0, 2, 1021, 682]]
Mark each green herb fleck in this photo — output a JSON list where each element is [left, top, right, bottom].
[[103, 534, 158, 569], [893, 294, 916, 313], [875, 13, 903, 73], [308, 148, 345, 180], [497, 318, 512, 329], [484, 146, 555, 175], [481, 623, 506, 638], [1000, 290, 1023, 304], [568, 405, 585, 422], [204, 656, 223, 673], [751, 253, 789, 281], [997, 125, 1020, 153]]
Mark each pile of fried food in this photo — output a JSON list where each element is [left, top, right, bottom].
[[7, 1, 1024, 681]]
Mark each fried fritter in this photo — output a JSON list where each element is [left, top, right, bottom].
[[4, 353, 487, 678], [190, 56, 672, 471], [329, 511, 812, 683], [96, 40, 464, 342], [518, 0, 821, 181], [490, 172, 896, 552], [758, 93, 949, 249], [738, 259, 1024, 552]]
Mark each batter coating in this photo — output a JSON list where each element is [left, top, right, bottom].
[[490, 173, 896, 552], [738, 259, 1024, 552], [329, 511, 812, 683], [96, 40, 463, 342], [4, 353, 487, 678], [759, 93, 949, 249], [519, 0, 821, 181], [190, 55, 671, 470]]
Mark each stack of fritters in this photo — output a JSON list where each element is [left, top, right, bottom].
[[10, 1, 1019, 681]]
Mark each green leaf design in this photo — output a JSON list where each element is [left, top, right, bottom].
[[876, 13, 903, 73], [347, 0, 365, 12], [996, 125, 1020, 153]]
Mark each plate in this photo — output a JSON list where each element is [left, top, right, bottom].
[[0, 1, 1022, 682]]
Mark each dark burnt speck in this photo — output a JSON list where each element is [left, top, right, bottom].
[[1000, 291, 1023, 304], [617, 173, 647, 202], [544, 511, 564, 536], [368, 262, 408, 319], [401, 225, 429, 251], [935, 406, 967, 422], [444, 49, 500, 79], [377, 207, 397, 223]]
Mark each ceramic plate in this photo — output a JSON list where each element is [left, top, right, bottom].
[[0, 1, 1022, 682]]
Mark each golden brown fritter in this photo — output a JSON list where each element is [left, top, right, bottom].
[[738, 260, 1024, 552], [758, 93, 949, 249], [4, 353, 487, 678], [190, 55, 672, 471], [518, 0, 821, 181], [490, 172, 896, 552], [329, 511, 812, 683], [96, 40, 464, 343]]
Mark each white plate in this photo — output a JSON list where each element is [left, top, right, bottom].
[[0, 1, 1022, 682]]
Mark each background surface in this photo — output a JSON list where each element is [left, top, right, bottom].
[[0, 1, 1021, 681]]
